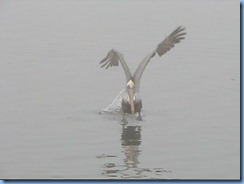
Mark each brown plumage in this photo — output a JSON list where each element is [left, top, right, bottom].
[[99, 26, 186, 119]]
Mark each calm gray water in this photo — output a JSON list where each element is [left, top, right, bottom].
[[0, 0, 240, 179]]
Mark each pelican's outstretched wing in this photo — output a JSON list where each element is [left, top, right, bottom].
[[99, 49, 132, 83], [133, 26, 186, 92]]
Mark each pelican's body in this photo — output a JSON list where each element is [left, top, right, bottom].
[[122, 85, 142, 114], [100, 26, 186, 120]]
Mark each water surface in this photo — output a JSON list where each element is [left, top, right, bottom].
[[0, 0, 240, 179]]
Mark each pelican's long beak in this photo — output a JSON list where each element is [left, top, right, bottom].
[[128, 87, 135, 113], [127, 79, 135, 114]]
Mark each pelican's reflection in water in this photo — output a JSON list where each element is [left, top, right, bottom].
[[121, 124, 141, 166], [99, 115, 171, 179], [100, 121, 145, 179], [119, 123, 145, 178]]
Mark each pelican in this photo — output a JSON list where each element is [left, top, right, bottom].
[[100, 26, 186, 120]]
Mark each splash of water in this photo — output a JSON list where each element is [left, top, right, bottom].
[[99, 89, 143, 123], [100, 89, 126, 114]]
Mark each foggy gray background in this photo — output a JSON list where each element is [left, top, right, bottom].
[[0, 0, 240, 179]]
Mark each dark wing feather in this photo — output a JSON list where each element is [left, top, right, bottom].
[[99, 49, 133, 83], [156, 26, 186, 56], [133, 26, 186, 92], [99, 50, 119, 68]]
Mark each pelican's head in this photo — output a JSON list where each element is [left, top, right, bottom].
[[127, 79, 135, 113]]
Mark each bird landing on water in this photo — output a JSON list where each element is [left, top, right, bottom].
[[99, 26, 186, 121]]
